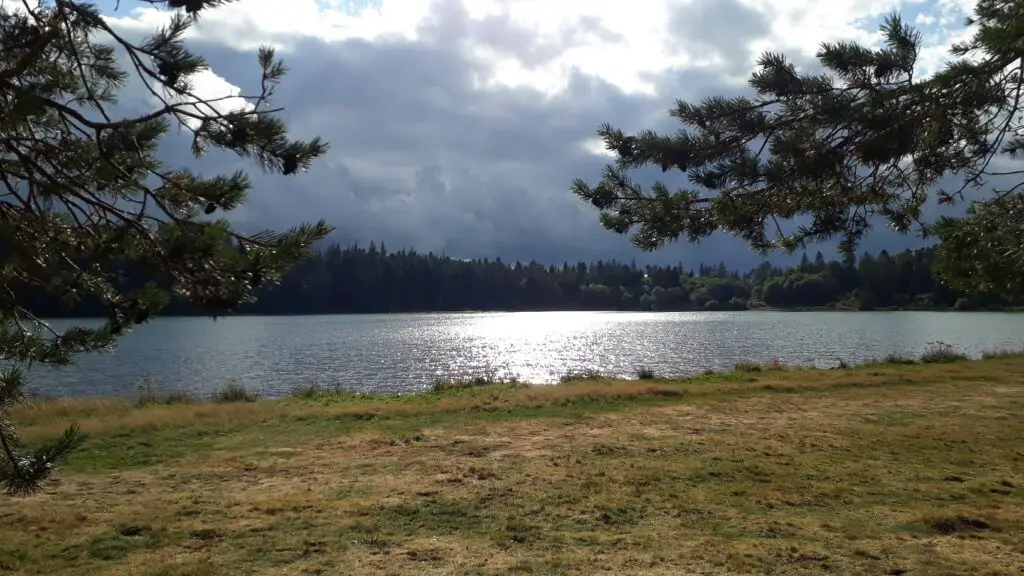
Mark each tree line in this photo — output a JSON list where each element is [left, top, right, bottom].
[[26, 242, 1010, 317], [208, 243, 1018, 313]]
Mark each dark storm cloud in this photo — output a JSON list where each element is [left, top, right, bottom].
[[147, 2, 768, 267], [108, 0, 951, 270], [179, 38, 645, 259]]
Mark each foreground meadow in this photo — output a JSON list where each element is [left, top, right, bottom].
[[3, 355, 1024, 575]]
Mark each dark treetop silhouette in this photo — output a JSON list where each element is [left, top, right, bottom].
[[28, 242, 1007, 315]]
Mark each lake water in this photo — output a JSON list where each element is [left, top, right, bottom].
[[24, 311, 1024, 399]]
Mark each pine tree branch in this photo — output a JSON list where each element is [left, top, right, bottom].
[[952, 58, 1024, 199], [1, 0, 330, 494], [0, 426, 27, 487], [60, 14, 114, 124], [0, 8, 61, 84]]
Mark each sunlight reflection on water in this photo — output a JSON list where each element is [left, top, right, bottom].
[[27, 310, 1024, 398]]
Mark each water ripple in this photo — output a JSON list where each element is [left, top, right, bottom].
[[26, 311, 1024, 399]]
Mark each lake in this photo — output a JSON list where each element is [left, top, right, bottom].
[[24, 311, 1024, 399]]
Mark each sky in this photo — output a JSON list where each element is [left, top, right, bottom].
[[86, 0, 980, 268]]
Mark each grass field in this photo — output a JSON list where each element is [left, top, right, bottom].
[[3, 354, 1024, 575]]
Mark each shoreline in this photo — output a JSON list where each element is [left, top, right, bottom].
[[28, 306, 1024, 324], [25, 344, 1006, 406]]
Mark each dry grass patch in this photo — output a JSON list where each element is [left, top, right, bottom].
[[2, 356, 1024, 574]]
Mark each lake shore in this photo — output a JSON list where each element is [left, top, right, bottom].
[[6, 354, 1024, 574]]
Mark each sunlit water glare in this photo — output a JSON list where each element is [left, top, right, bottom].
[[25, 311, 1024, 399]]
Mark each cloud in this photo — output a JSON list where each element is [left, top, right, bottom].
[[95, 0, 980, 269], [666, 0, 772, 76]]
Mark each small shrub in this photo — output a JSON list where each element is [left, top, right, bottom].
[[290, 383, 366, 400], [290, 383, 325, 398], [559, 369, 606, 383], [431, 375, 521, 392], [135, 378, 192, 406], [734, 361, 762, 373], [137, 391, 192, 407], [635, 366, 657, 380], [919, 341, 968, 364], [214, 383, 259, 403], [161, 391, 192, 405], [981, 348, 1024, 360], [863, 353, 918, 367], [187, 528, 222, 541], [86, 525, 164, 560], [924, 514, 993, 535], [735, 359, 794, 372]]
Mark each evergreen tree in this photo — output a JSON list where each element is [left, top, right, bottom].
[[0, 0, 331, 494], [571, 0, 1024, 298]]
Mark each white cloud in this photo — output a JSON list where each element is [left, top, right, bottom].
[[91, 0, 981, 266], [103, 0, 978, 98], [580, 138, 615, 158], [105, 0, 429, 45]]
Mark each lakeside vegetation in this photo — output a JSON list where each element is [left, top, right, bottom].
[[23, 244, 1017, 318], [3, 350, 1022, 574]]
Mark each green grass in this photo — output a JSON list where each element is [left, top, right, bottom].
[[4, 352, 1024, 574]]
